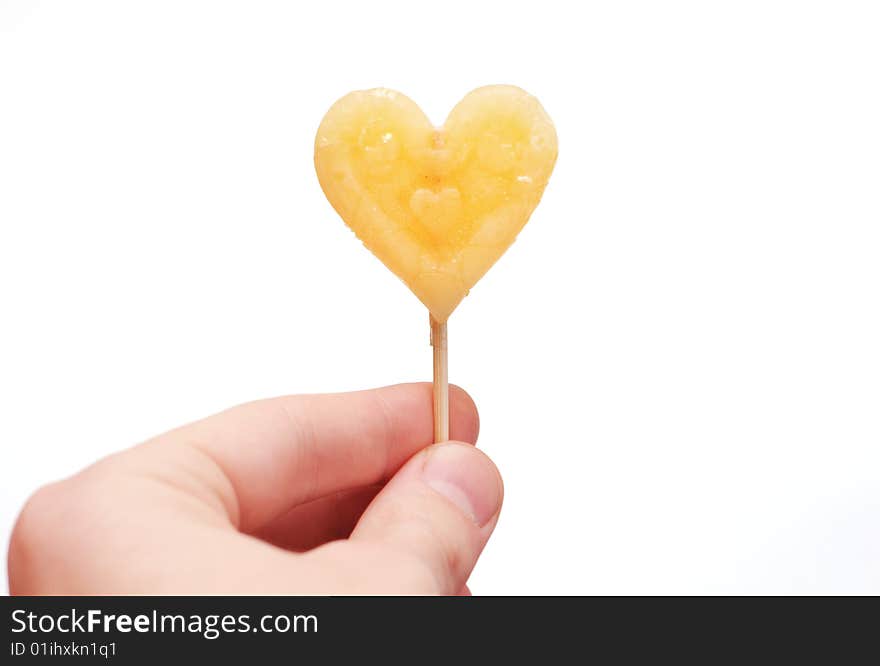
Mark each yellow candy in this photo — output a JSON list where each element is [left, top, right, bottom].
[[314, 85, 558, 322]]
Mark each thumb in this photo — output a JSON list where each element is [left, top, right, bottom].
[[350, 442, 503, 595]]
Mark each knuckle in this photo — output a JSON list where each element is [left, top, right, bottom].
[[9, 468, 122, 594], [396, 554, 445, 595], [11, 468, 115, 560], [8, 480, 75, 592], [315, 540, 444, 594], [13, 481, 70, 546], [388, 517, 464, 593]]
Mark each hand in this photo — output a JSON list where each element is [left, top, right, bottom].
[[8, 384, 502, 595]]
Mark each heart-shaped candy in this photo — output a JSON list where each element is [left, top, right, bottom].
[[314, 85, 557, 322]]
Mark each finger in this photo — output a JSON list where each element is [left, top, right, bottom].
[[350, 442, 503, 595], [257, 386, 482, 548], [131, 383, 478, 532], [254, 484, 381, 552]]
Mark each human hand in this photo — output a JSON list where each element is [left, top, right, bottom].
[[8, 384, 502, 595]]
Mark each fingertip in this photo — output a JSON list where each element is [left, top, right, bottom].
[[351, 440, 503, 594], [449, 385, 480, 444], [383, 382, 478, 444]]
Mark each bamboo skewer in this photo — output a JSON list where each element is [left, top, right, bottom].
[[430, 315, 449, 443]]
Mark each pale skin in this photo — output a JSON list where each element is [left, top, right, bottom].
[[7, 383, 502, 595]]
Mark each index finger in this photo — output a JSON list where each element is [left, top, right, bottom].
[[132, 383, 479, 532]]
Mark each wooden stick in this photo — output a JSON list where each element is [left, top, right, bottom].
[[430, 315, 449, 443]]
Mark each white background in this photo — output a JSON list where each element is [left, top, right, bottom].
[[2, 1, 879, 595]]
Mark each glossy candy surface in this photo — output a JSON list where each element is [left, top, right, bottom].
[[315, 85, 557, 321]]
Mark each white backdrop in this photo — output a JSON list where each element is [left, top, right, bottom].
[[2, 1, 879, 594]]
